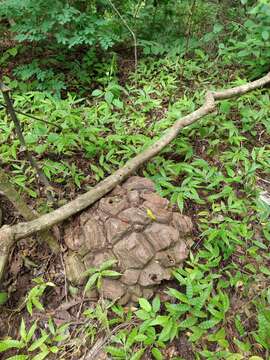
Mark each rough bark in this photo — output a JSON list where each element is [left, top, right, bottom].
[[0, 72, 269, 281]]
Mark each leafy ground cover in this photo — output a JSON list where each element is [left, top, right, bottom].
[[0, 0, 270, 358], [0, 53, 269, 359]]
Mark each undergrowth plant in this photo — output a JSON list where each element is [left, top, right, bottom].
[[0, 8, 270, 357]]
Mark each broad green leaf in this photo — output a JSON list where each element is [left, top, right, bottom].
[[49, 346, 59, 353], [130, 348, 145, 360], [167, 288, 189, 303], [262, 30, 269, 41], [112, 98, 123, 109], [92, 89, 103, 97], [0, 340, 24, 352], [28, 334, 49, 351], [179, 317, 197, 328], [135, 309, 151, 320], [126, 328, 138, 348], [158, 318, 173, 342], [104, 91, 114, 104], [20, 319, 27, 342], [48, 319, 55, 335], [101, 270, 121, 277], [32, 298, 45, 312], [139, 298, 152, 312], [99, 259, 118, 271], [32, 350, 49, 360], [186, 281, 193, 300], [152, 296, 161, 313], [26, 322, 37, 343], [26, 300, 33, 315], [227, 355, 244, 360], [149, 315, 170, 327], [151, 347, 163, 360], [84, 273, 99, 292], [188, 327, 205, 342], [213, 23, 223, 33], [199, 318, 220, 329], [106, 346, 126, 357], [134, 334, 147, 342], [259, 266, 270, 276], [6, 356, 29, 360]]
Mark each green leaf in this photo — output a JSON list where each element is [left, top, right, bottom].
[[234, 338, 250, 352], [158, 318, 173, 342], [259, 266, 270, 276], [152, 296, 161, 313], [49, 346, 59, 353], [135, 309, 151, 320], [262, 30, 269, 41], [84, 272, 99, 292], [188, 327, 205, 342], [167, 288, 188, 303], [101, 270, 121, 277], [112, 98, 123, 109], [48, 319, 55, 335], [199, 318, 220, 329], [130, 348, 145, 360], [0, 292, 8, 305], [28, 334, 49, 351], [105, 91, 114, 104], [26, 322, 37, 343], [126, 328, 137, 348], [139, 298, 152, 313], [186, 281, 193, 300], [151, 347, 163, 360], [106, 346, 125, 357], [134, 334, 147, 342], [179, 317, 197, 328], [32, 297, 45, 312], [20, 319, 27, 342], [0, 339, 24, 352], [149, 315, 170, 327], [31, 350, 49, 360], [213, 24, 223, 33], [99, 259, 118, 271], [26, 300, 33, 315], [6, 356, 29, 360], [92, 89, 103, 97]]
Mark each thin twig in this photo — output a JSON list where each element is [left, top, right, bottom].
[[0, 83, 55, 204], [0, 102, 62, 130], [60, 251, 68, 303], [107, 0, 138, 68], [181, 0, 197, 78]]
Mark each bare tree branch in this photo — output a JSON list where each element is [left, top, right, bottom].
[[0, 72, 269, 281], [108, 0, 138, 68], [0, 83, 55, 203]]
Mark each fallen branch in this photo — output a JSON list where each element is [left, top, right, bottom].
[[0, 72, 269, 282]]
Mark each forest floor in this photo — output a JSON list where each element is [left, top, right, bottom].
[[0, 46, 270, 360]]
